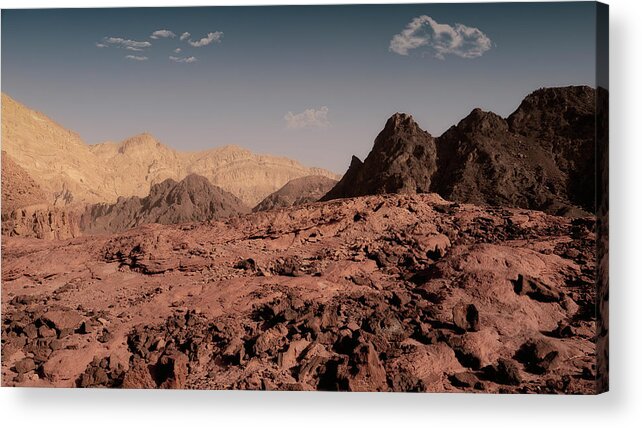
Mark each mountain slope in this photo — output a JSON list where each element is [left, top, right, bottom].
[[1, 94, 116, 206], [80, 174, 249, 234], [1, 150, 80, 239], [2, 94, 340, 207], [507, 86, 597, 212], [253, 175, 338, 212], [1, 151, 48, 214]]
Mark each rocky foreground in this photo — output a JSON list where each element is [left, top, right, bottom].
[[1, 194, 598, 393]]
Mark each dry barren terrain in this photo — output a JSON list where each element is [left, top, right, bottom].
[[1, 194, 598, 393]]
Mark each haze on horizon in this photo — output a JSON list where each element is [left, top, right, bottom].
[[1, 3, 599, 173]]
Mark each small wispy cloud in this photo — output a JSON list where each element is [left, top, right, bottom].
[[187, 32, 223, 47], [389, 15, 491, 59], [180, 32, 191, 41], [125, 46, 144, 52], [174, 48, 182, 53], [284, 107, 330, 129], [150, 29, 176, 39], [95, 43, 107, 48], [125, 55, 148, 61], [169, 55, 197, 63], [102, 37, 152, 50]]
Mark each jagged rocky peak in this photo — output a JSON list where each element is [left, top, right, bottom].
[[453, 108, 508, 134], [374, 112, 431, 148], [384, 112, 417, 131], [348, 155, 363, 167], [148, 177, 179, 197], [324, 86, 599, 215], [321, 112, 437, 201], [508, 85, 596, 135]]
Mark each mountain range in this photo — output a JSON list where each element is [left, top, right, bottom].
[[322, 86, 598, 216], [1, 85, 600, 238], [1, 93, 340, 208]]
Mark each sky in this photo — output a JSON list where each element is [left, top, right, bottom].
[[1, 2, 601, 173]]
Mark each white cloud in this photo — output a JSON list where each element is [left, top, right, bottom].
[[95, 43, 107, 48], [102, 37, 152, 50], [174, 48, 182, 53], [187, 31, 223, 47], [284, 107, 330, 129], [180, 32, 190, 41], [389, 15, 491, 59], [169, 55, 197, 63], [125, 46, 143, 52], [125, 55, 148, 61], [150, 29, 176, 39]]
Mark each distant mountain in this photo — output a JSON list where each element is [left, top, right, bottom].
[[1, 94, 340, 207], [1, 151, 47, 215], [1, 151, 80, 239], [1, 94, 116, 207], [80, 174, 249, 234], [90, 134, 339, 207], [253, 175, 338, 212], [323, 86, 599, 215]]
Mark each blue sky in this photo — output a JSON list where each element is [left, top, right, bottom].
[[1, 3, 600, 173]]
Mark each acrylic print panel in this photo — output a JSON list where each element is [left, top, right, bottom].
[[0, 2, 608, 394]]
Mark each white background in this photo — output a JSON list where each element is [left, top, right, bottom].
[[0, 0, 640, 427]]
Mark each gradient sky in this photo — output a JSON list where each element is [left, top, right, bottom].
[[1, 2, 600, 173]]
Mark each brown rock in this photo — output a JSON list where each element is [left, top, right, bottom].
[[493, 358, 523, 386], [514, 274, 561, 302], [450, 372, 478, 388], [517, 338, 562, 374], [41, 311, 84, 333], [278, 339, 311, 370], [452, 302, 480, 332], [14, 357, 36, 374], [156, 351, 189, 389], [121, 359, 157, 389], [38, 325, 57, 338], [337, 342, 387, 392]]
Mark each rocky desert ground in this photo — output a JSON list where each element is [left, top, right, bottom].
[[2, 193, 599, 392], [1, 85, 607, 393]]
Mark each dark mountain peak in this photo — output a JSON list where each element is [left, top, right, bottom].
[[81, 173, 249, 234], [508, 86, 596, 135], [379, 112, 430, 139], [385, 112, 416, 130], [349, 155, 363, 168], [521, 85, 595, 105], [454, 108, 508, 134], [321, 113, 437, 201], [373, 113, 433, 153], [149, 178, 178, 198], [177, 173, 211, 188], [324, 85, 602, 215]]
